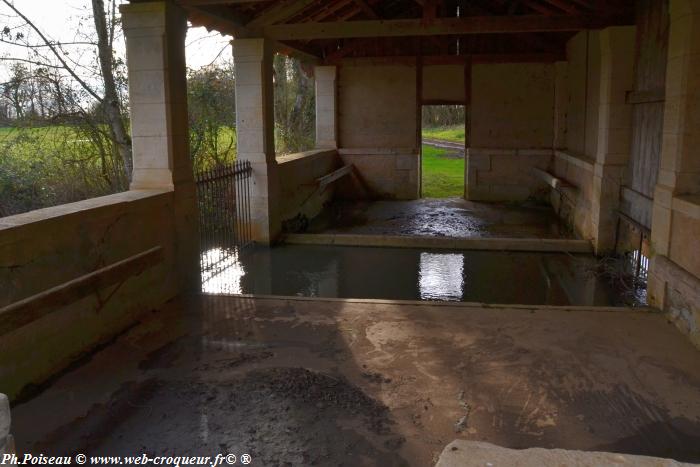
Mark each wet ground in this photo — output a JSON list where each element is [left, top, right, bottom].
[[201, 245, 641, 306], [12, 296, 700, 466], [307, 198, 572, 239]]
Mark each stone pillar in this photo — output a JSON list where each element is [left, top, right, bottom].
[[121, 1, 200, 289], [649, 0, 700, 308], [232, 38, 279, 245], [590, 26, 635, 253], [315, 66, 338, 149]]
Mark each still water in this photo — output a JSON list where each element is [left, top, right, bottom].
[[201, 244, 636, 306]]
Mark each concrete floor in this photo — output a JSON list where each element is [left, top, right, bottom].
[[307, 198, 573, 239], [11, 296, 700, 466]]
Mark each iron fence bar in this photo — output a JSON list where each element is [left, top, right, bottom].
[[195, 159, 254, 274]]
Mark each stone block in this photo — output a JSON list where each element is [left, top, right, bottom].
[[395, 154, 417, 170], [489, 184, 531, 201], [130, 103, 169, 138], [651, 203, 673, 256], [468, 153, 491, 171]]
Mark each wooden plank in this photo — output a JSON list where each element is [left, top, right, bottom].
[[0, 246, 164, 337], [324, 53, 563, 66], [179, 0, 270, 5], [263, 14, 633, 40], [316, 164, 353, 188]]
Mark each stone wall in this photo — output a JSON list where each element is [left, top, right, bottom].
[[337, 61, 419, 200], [550, 27, 635, 252], [0, 191, 180, 400], [277, 149, 341, 225], [551, 151, 596, 237], [466, 62, 555, 201], [338, 148, 419, 200], [466, 149, 552, 202], [422, 64, 465, 103]]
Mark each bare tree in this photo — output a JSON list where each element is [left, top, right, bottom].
[[0, 0, 132, 181], [91, 0, 132, 179]]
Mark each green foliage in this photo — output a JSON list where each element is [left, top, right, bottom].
[[421, 144, 464, 198], [422, 104, 465, 128], [0, 125, 125, 215], [273, 54, 315, 154], [187, 64, 237, 172], [422, 125, 465, 143]]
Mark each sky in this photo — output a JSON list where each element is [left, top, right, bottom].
[[0, 0, 233, 80]]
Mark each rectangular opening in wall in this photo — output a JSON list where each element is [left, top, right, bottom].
[[420, 105, 465, 198]]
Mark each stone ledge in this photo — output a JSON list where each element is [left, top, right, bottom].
[[276, 148, 337, 165], [673, 194, 700, 220], [0, 190, 171, 232], [283, 232, 593, 253], [555, 149, 596, 172], [338, 147, 417, 155], [435, 440, 695, 467]]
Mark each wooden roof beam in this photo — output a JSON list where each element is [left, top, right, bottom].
[[352, 0, 380, 19], [184, 5, 320, 62], [263, 14, 633, 40], [246, 0, 318, 28], [179, 0, 270, 5], [542, 0, 581, 14]]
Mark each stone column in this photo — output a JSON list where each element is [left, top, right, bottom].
[[315, 65, 338, 149], [590, 26, 635, 253], [649, 0, 700, 308], [121, 1, 199, 289], [232, 38, 279, 245]]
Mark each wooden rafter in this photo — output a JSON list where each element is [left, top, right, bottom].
[[352, 0, 380, 19], [179, 0, 270, 5], [246, 0, 318, 28], [520, 1, 559, 15], [542, 0, 582, 14], [184, 5, 321, 62], [262, 14, 632, 40], [307, 0, 354, 22]]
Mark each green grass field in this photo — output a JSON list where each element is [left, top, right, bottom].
[[421, 125, 465, 143], [421, 144, 464, 198]]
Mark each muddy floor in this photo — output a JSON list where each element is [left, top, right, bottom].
[[307, 198, 573, 239], [11, 296, 700, 466]]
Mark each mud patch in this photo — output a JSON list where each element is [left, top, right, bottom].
[[35, 368, 407, 466]]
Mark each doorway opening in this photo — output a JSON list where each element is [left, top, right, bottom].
[[421, 105, 466, 198]]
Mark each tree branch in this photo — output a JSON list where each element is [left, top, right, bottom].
[[1, 0, 103, 102]]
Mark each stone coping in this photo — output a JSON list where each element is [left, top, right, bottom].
[[555, 149, 596, 172], [435, 440, 695, 467], [338, 147, 418, 155], [276, 148, 337, 165], [282, 232, 594, 253], [673, 194, 700, 220], [206, 292, 657, 314], [0, 189, 171, 232]]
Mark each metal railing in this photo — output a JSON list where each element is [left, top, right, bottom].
[[195, 160, 253, 276]]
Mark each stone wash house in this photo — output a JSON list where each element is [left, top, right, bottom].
[[2, 0, 700, 465]]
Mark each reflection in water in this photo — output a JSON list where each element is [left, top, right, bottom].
[[199, 244, 641, 307], [201, 248, 244, 294], [419, 253, 464, 301]]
